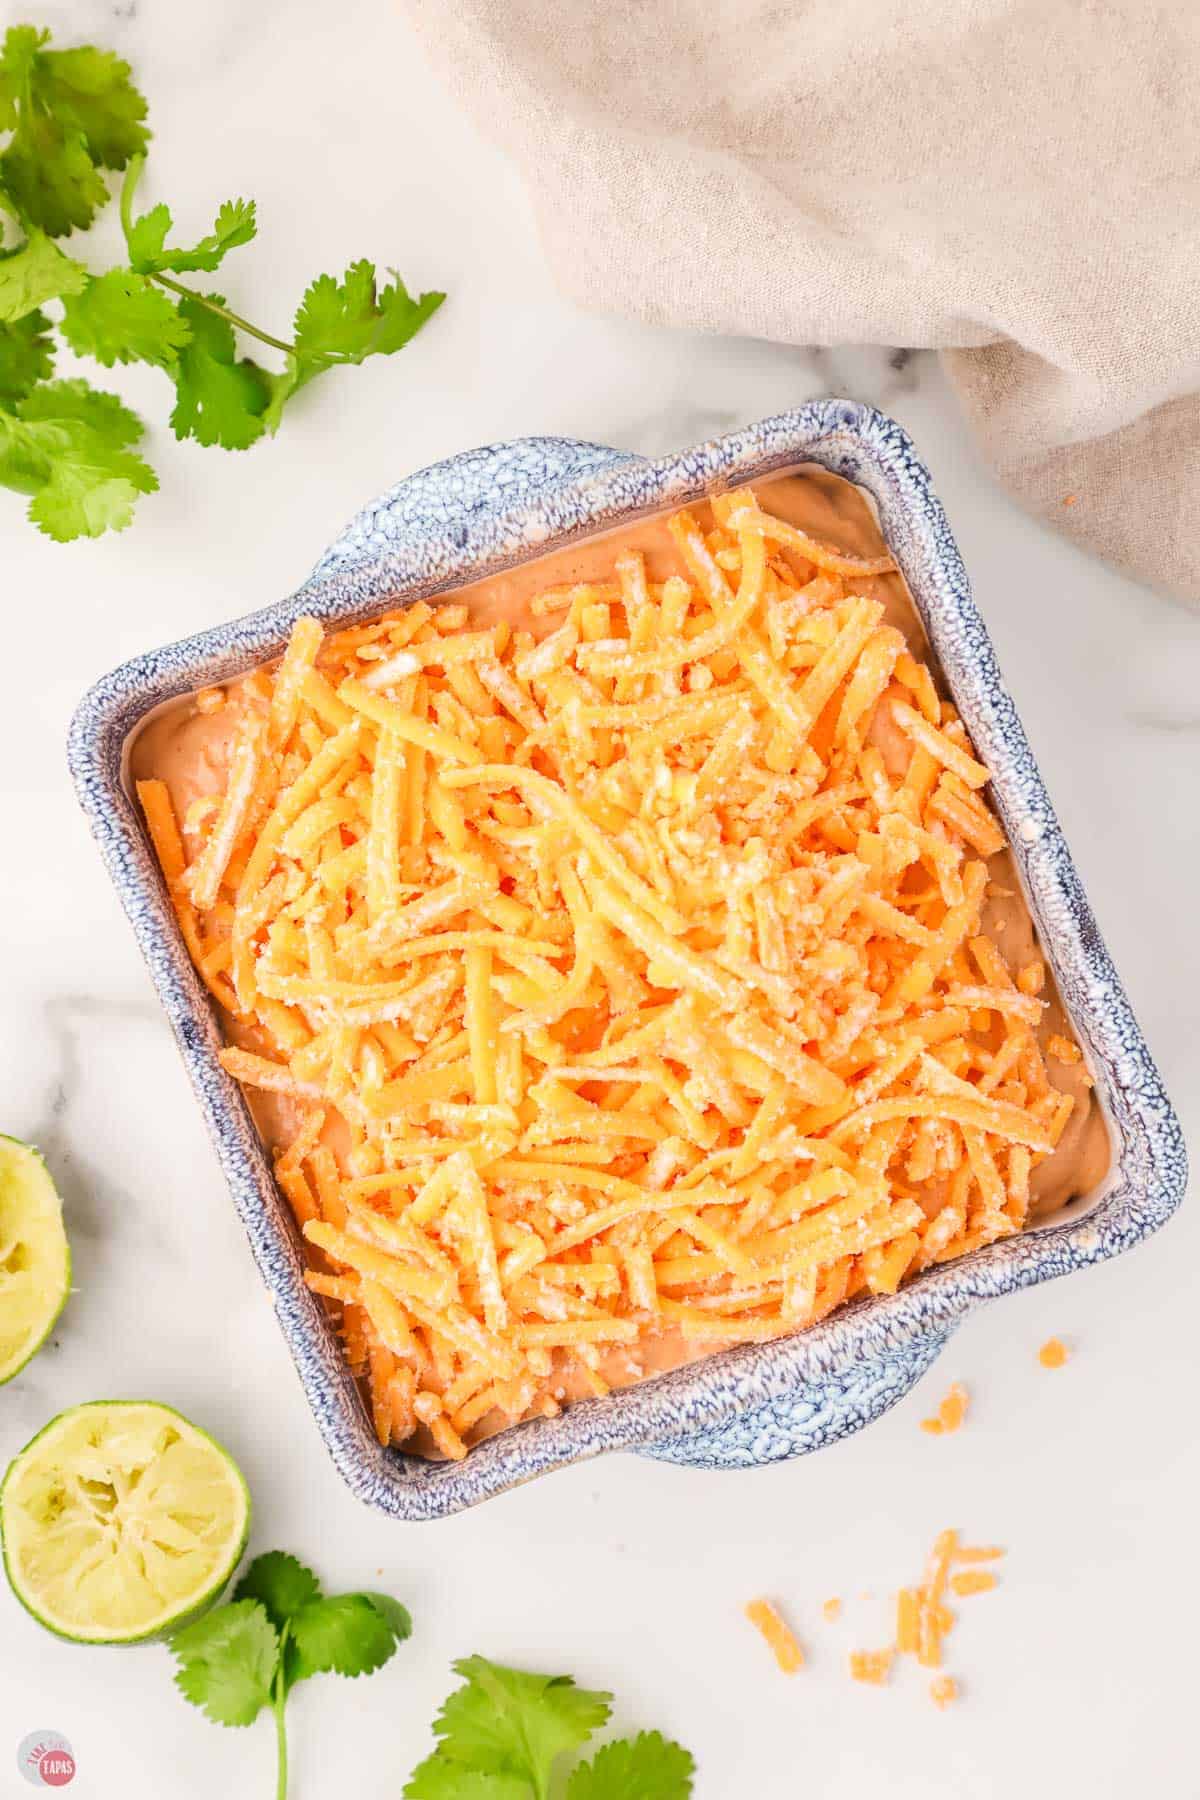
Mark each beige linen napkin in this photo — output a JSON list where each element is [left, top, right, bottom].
[[400, 0, 1200, 602]]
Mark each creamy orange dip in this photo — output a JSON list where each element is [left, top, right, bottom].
[[132, 471, 1108, 1458]]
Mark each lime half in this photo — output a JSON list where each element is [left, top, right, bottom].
[[1, 1401, 250, 1643], [0, 1135, 71, 1384]]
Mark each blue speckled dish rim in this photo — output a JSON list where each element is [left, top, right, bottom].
[[68, 402, 1187, 1519]]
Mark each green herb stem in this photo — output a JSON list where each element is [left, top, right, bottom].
[[272, 1664, 289, 1800], [121, 156, 293, 356], [119, 153, 144, 243], [147, 271, 294, 354]]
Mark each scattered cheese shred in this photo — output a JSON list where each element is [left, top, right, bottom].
[[929, 1674, 959, 1709], [890, 1530, 1005, 1700], [950, 1570, 998, 1597], [782, 1531, 1009, 1702], [1038, 1335, 1070, 1369], [920, 1380, 969, 1435], [745, 1598, 805, 1674], [848, 1649, 894, 1685], [138, 485, 1078, 1457]]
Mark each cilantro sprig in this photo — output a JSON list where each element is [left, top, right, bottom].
[[169, 1568, 694, 1797], [169, 1550, 411, 1800], [404, 1656, 696, 1800], [0, 22, 444, 541]]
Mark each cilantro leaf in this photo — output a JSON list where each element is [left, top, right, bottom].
[[0, 409, 46, 493], [292, 260, 445, 369], [0, 27, 147, 237], [0, 228, 87, 321], [168, 292, 270, 449], [233, 1551, 321, 1630], [32, 42, 149, 171], [0, 376, 155, 540], [261, 260, 444, 429], [126, 195, 257, 274], [0, 113, 107, 239], [402, 1662, 695, 1800], [18, 374, 141, 442], [122, 201, 169, 269], [20, 422, 154, 542], [169, 1600, 279, 1728], [358, 1592, 414, 1641], [431, 1658, 612, 1799], [0, 27, 44, 133], [0, 308, 53, 402], [405, 1757, 533, 1800], [284, 1594, 405, 1687], [566, 1733, 696, 1800], [36, 450, 157, 541], [60, 268, 190, 367]]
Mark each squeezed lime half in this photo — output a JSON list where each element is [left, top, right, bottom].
[[1, 1400, 251, 1643], [0, 1135, 70, 1384]]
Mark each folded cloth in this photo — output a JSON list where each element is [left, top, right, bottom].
[[399, 0, 1200, 602]]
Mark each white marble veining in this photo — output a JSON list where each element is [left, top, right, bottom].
[[2, 2, 1197, 1795]]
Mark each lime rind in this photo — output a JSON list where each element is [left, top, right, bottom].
[[0, 1134, 71, 1385], [1, 1400, 251, 1644]]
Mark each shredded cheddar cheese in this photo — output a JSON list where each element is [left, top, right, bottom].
[[137, 486, 1078, 1457], [949, 1570, 998, 1597], [811, 1531, 1005, 1699], [848, 1649, 893, 1685], [745, 1598, 805, 1673], [929, 1674, 959, 1709], [887, 1530, 1004, 1700], [1038, 1335, 1070, 1368], [920, 1379, 969, 1435]]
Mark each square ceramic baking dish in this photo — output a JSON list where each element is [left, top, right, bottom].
[[68, 403, 1187, 1520]]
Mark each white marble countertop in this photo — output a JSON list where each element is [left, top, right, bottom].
[[3, 2, 1198, 1796]]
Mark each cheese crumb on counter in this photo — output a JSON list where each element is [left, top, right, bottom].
[[745, 1598, 805, 1674], [930, 1674, 959, 1708], [920, 1380, 969, 1435], [849, 1648, 894, 1685]]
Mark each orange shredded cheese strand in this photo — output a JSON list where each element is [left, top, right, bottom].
[[745, 1598, 805, 1674], [895, 1588, 921, 1655], [917, 1529, 959, 1669], [723, 495, 897, 577], [848, 1648, 894, 1685], [930, 1675, 959, 1709], [950, 1570, 998, 1597], [138, 486, 1079, 1458], [886, 1531, 1007, 1698], [921, 1380, 969, 1435], [1038, 1335, 1070, 1368]]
